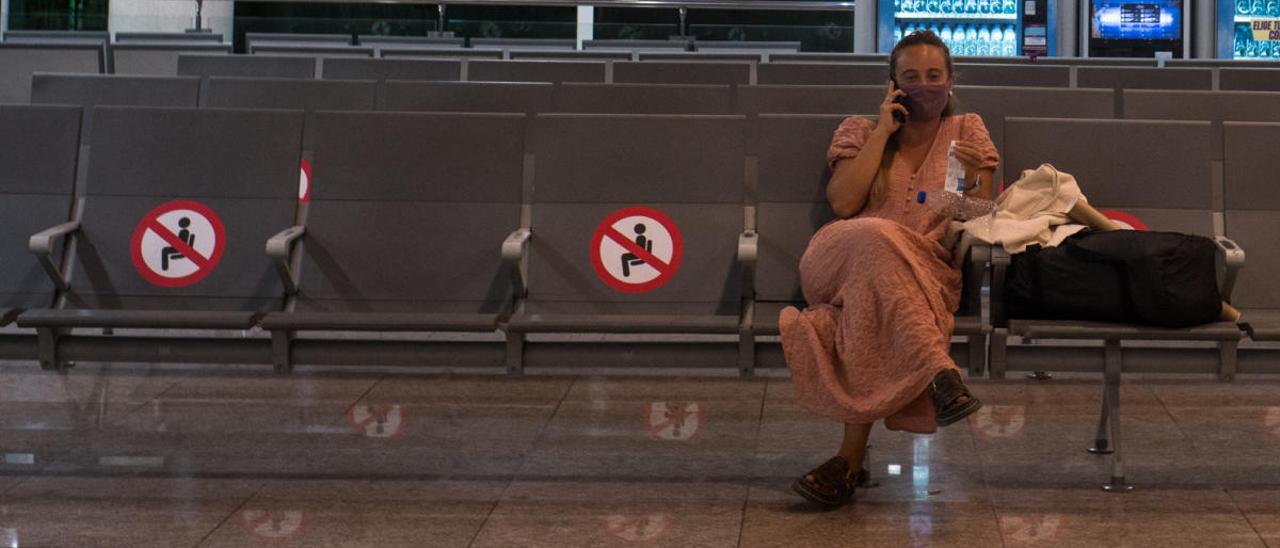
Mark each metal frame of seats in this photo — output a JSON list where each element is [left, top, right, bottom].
[[357, 35, 465, 54], [505, 113, 756, 374], [694, 40, 801, 54], [260, 111, 528, 372], [0, 105, 82, 361], [201, 76, 377, 149], [178, 54, 316, 79], [14, 106, 306, 371], [251, 45, 376, 58], [1075, 66, 1214, 91], [380, 48, 504, 60], [952, 63, 1072, 87], [1218, 68, 1280, 91], [30, 73, 202, 146], [611, 60, 754, 85], [991, 117, 1247, 492], [113, 32, 225, 43], [244, 33, 353, 51], [736, 84, 882, 115], [583, 39, 691, 52], [378, 80, 554, 113], [1223, 122, 1280, 348], [320, 57, 461, 82], [755, 63, 886, 86], [466, 59, 608, 84], [470, 38, 576, 51], [110, 42, 232, 76], [552, 82, 738, 114], [0, 43, 104, 103]]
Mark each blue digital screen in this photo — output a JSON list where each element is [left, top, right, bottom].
[[1091, 0, 1182, 40]]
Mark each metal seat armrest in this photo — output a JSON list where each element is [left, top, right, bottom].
[[739, 230, 758, 300], [28, 221, 80, 291], [965, 243, 993, 333], [990, 245, 1011, 327], [265, 225, 306, 295], [502, 229, 532, 297], [1214, 236, 1245, 301], [738, 230, 758, 266]]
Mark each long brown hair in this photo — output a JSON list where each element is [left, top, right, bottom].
[[869, 30, 958, 209]]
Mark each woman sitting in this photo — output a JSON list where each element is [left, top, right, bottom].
[[783, 30, 998, 509]]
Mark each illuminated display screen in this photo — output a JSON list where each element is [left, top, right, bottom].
[[1091, 0, 1182, 40]]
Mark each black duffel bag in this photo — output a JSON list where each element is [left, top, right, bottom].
[[1005, 230, 1222, 328]]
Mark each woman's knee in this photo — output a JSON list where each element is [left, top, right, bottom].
[[823, 217, 900, 251]]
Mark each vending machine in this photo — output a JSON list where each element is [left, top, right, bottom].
[[1085, 0, 1189, 57], [878, 0, 1056, 56], [1217, 0, 1279, 58]]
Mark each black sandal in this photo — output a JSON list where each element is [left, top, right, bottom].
[[930, 369, 983, 427], [791, 456, 868, 509]]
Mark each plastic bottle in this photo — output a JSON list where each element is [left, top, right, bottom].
[[966, 25, 979, 55], [895, 25, 904, 44], [1269, 0, 1279, 17], [991, 25, 1004, 55], [977, 25, 992, 55], [940, 25, 954, 48], [1004, 0, 1017, 14], [1005, 24, 1018, 55], [916, 190, 996, 221]]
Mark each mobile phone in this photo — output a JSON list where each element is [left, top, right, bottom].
[[890, 78, 907, 123]]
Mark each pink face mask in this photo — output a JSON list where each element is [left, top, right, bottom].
[[898, 82, 951, 121]]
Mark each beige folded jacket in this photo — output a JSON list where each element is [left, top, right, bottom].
[[960, 163, 1090, 254]]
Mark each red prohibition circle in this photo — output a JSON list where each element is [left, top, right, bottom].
[[1100, 209, 1148, 231], [590, 206, 684, 293], [129, 199, 227, 288], [298, 158, 312, 203]]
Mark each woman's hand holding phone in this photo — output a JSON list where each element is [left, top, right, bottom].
[[876, 80, 908, 135]]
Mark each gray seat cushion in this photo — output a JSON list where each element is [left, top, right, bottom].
[[260, 311, 499, 332], [1240, 308, 1280, 341], [17, 309, 259, 329], [506, 312, 739, 334], [751, 302, 794, 336]]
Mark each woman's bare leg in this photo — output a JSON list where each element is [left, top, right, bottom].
[[837, 422, 874, 466], [803, 422, 873, 485]]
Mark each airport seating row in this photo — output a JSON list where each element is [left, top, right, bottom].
[[4, 83, 1278, 490], [2, 99, 1276, 369], [4, 40, 1280, 102], [30, 71, 1280, 191], [0, 105, 987, 373]]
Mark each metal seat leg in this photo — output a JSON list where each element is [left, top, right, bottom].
[[1100, 339, 1132, 493]]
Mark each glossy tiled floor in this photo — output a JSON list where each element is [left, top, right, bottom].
[[2, 362, 1280, 547]]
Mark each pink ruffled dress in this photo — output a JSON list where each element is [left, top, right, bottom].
[[779, 113, 1000, 434]]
